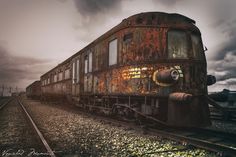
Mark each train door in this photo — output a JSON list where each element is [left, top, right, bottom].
[[72, 57, 80, 97]]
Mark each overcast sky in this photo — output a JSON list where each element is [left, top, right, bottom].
[[0, 0, 235, 92]]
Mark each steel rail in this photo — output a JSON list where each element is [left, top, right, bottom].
[[148, 128, 236, 157], [17, 98, 56, 157], [0, 98, 12, 110]]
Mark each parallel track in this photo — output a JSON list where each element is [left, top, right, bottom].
[[17, 98, 56, 157], [210, 107, 236, 122], [0, 97, 12, 110], [207, 96, 236, 122], [147, 127, 236, 157], [2, 97, 56, 157]]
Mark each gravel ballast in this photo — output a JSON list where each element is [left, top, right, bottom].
[[22, 98, 217, 157], [0, 99, 45, 155]]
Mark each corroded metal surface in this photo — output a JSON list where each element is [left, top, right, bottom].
[[26, 81, 41, 99]]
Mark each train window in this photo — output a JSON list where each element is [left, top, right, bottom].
[[136, 17, 143, 24], [76, 59, 79, 83], [54, 74, 57, 82], [84, 56, 88, 74], [58, 72, 63, 81], [123, 33, 133, 42], [191, 34, 204, 59], [72, 62, 76, 83], [168, 30, 188, 59], [65, 69, 70, 79], [89, 52, 92, 72], [109, 39, 118, 66]]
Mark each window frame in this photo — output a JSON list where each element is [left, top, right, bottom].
[[76, 59, 80, 83], [167, 29, 189, 59], [190, 33, 204, 60], [58, 72, 62, 81], [54, 74, 57, 83], [72, 62, 76, 84], [88, 52, 92, 72], [64, 68, 70, 80], [108, 38, 118, 66], [84, 55, 88, 74]]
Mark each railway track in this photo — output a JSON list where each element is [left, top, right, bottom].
[[17, 98, 56, 157], [0, 97, 12, 110], [78, 108, 236, 157], [0, 97, 56, 157], [147, 127, 236, 157], [13, 98, 236, 156], [208, 97, 236, 122], [210, 106, 236, 122]]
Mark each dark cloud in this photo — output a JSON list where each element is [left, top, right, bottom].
[[204, 0, 236, 90], [73, 0, 121, 16], [0, 45, 52, 89], [209, 35, 236, 89], [209, 0, 236, 60], [208, 51, 236, 90], [152, 0, 182, 6], [212, 18, 236, 61]]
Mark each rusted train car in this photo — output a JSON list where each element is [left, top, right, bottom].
[[41, 57, 72, 101], [26, 81, 41, 99], [37, 12, 215, 127]]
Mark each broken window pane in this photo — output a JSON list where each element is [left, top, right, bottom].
[[168, 30, 188, 59]]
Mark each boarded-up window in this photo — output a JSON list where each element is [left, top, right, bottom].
[[72, 62, 75, 84], [76, 59, 80, 83], [89, 52, 92, 72], [65, 69, 70, 79], [109, 39, 118, 66]]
